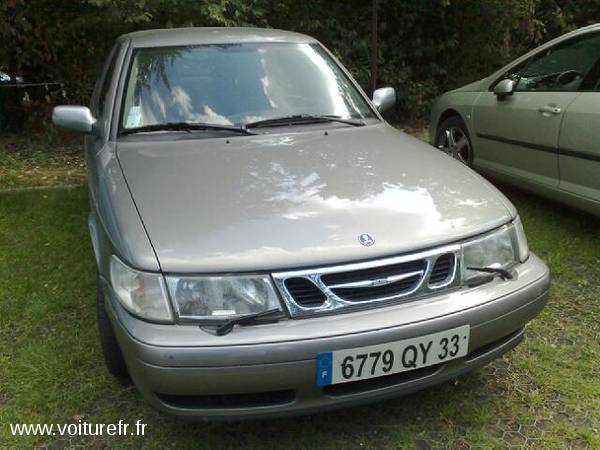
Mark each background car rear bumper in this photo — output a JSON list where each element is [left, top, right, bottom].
[[105, 253, 549, 419]]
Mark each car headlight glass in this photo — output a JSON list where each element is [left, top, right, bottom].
[[513, 215, 530, 262], [110, 256, 173, 322], [461, 223, 517, 283], [165, 275, 282, 320]]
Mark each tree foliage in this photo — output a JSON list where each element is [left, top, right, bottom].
[[1, 0, 600, 124]]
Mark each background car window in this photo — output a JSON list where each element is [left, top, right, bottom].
[[507, 32, 600, 92], [120, 43, 376, 130], [579, 53, 600, 91]]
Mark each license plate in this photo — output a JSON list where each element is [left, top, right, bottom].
[[316, 325, 470, 386]]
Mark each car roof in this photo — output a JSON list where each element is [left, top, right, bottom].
[[120, 27, 318, 48]]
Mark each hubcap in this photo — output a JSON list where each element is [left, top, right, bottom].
[[437, 126, 471, 165]]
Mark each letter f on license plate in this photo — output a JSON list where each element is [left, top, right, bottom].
[[316, 325, 470, 386]]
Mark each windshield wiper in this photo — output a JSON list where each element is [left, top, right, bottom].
[[244, 114, 365, 129], [120, 122, 257, 136], [198, 309, 285, 336], [467, 266, 514, 280]]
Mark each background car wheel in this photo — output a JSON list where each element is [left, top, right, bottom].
[[97, 276, 130, 382], [435, 116, 473, 166]]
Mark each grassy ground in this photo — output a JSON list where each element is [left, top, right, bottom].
[[0, 134, 86, 190], [0, 132, 598, 448]]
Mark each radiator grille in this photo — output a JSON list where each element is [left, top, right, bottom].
[[284, 277, 326, 307], [323, 260, 426, 302], [428, 253, 455, 286], [272, 245, 461, 318]]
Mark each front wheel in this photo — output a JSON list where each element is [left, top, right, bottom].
[[434, 116, 473, 167]]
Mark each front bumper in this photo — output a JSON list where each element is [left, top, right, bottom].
[[104, 253, 550, 420]]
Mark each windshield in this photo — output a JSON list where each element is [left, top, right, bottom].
[[120, 43, 376, 131]]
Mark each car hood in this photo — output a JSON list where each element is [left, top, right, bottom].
[[117, 124, 514, 273]]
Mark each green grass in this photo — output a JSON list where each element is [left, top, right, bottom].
[[0, 132, 598, 448]]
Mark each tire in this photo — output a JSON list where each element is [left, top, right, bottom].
[[434, 115, 474, 167], [97, 276, 130, 382]]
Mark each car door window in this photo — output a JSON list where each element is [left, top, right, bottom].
[[97, 46, 119, 118], [579, 56, 600, 91], [506, 32, 600, 92]]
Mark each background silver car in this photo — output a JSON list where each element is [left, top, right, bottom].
[[53, 27, 549, 419], [431, 23, 600, 217]]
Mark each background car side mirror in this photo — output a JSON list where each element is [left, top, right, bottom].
[[372, 87, 396, 113], [52, 105, 97, 134], [493, 79, 516, 100]]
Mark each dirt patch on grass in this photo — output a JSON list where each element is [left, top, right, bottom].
[[0, 133, 86, 189]]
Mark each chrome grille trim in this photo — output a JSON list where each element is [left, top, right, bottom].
[[328, 269, 425, 289], [272, 244, 461, 318], [428, 253, 458, 290]]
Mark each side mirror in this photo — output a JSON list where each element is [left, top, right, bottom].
[[52, 105, 97, 134], [372, 87, 396, 113], [493, 79, 516, 100]]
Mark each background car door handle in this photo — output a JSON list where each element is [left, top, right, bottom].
[[538, 105, 562, 115]]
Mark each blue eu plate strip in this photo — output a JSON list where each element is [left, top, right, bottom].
[[316, 352, 333, 386]]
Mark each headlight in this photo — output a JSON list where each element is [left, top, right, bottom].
[[513, 215, 530, 262], [461, 217, 528, 283], [165, 275, 282, 320], [110, 256, 173, 322]]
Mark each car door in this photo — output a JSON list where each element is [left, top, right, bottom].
[[471, 32, 600, 188], [557, 60, 600, 203]]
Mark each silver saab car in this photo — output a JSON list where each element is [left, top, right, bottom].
[[53, 28, 550, 420], [431, 24, 600, 217]]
